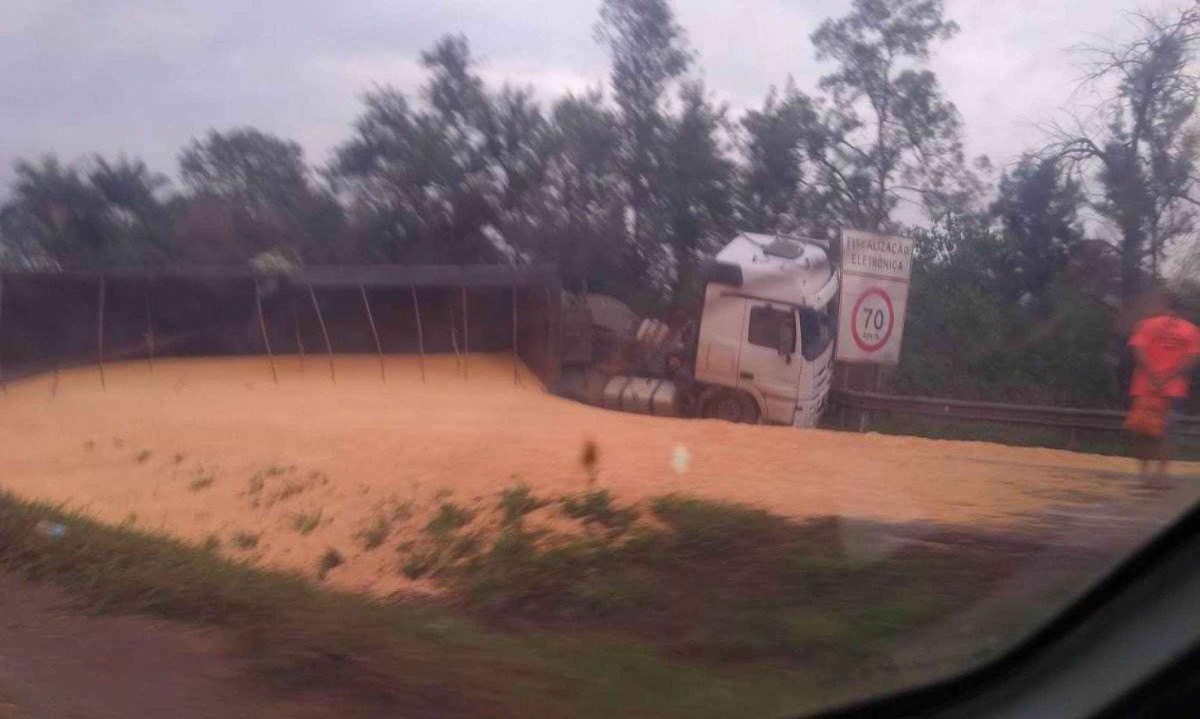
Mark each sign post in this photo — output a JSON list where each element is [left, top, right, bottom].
[[835, 229, 915, 365]]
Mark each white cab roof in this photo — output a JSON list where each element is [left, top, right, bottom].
[[713, 232, 838, 309]]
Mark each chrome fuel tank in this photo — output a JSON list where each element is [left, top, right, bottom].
[[600, 376, 679, 417]]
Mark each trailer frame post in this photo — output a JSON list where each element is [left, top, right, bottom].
[[449, 291, 462, 370], [144, 284, 156, 374], [291, 297, 305, 374], [308, 282, 335, 382], [410, 284, 426, 383], [461, 285, 469, 380], [0, 275, 6, 394], [97, 276, 107, 389], [511, 280, 520, 386], [254, 276, 279, 384], [360, 284, 385, 382]]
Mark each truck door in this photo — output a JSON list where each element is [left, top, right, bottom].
[[740, 303, 803, 424]]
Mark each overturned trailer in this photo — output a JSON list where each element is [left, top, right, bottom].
[[0, 264, 561, 389]]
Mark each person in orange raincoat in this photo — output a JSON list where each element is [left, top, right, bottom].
[[1126, 290, 1200, 482]]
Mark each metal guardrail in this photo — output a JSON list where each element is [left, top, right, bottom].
[[830, 389, 1200, 439]]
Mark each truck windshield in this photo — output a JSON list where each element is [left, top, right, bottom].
[[799, 308, 835, 361]]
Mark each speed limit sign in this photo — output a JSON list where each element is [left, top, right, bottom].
[[836, 230, 913, 364], [850, 288, 894, 353]]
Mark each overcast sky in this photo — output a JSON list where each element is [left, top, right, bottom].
[[0, 0, 1186, 196]]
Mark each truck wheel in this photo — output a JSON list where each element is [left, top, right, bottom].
[[700, 389, 760, 424]]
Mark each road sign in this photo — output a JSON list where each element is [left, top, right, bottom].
[[836, 229, 914, 364]]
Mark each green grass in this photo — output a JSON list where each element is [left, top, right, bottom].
[[0, 488, 836, 717], [425, 502, 475, 537], [453, 492, 1021, 668], [399, 504, 483, 579], [188, 469, 216, 491], [0, 487, 1043, 719], [498, 484, 548, 525], [357, 514, 392, 551], [385, 497, 414, 522], [356, 497, 415, 551], [317, 548, 344, 580], [291, 510, 323, 536], [400, 546, 440, 579], [275, 480, 306, 502], [561, 489, 638, 532], [231, 531, 259, 550]]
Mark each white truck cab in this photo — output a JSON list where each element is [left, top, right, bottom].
[[694, 232, 839, 427]]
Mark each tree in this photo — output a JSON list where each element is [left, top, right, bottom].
[[88, 156, 174, 265], [737, 81, 818, 233], [901, 209, 1117, 406], [910, 210, 1002, 290], [1183, 241, 1200, 280], [333, 89, 441, 262], [0, 155, 173, 269], [661, 82, 735, 301], [0, 157, 102, 268], [477, 85, 553, 262], [596, 0, 691, 274], [991, 156, 1084, 305], [334, 36, 551, 265], [806, 0, 968, 230], [532, 92, 629, 293], [0, 205, 54, 269], [180, 128, 309, 211], [1051, 7, 1200, 299], [176, 128, 340, 264]]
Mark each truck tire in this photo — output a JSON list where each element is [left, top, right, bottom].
[[700, 388, 760, 424]]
